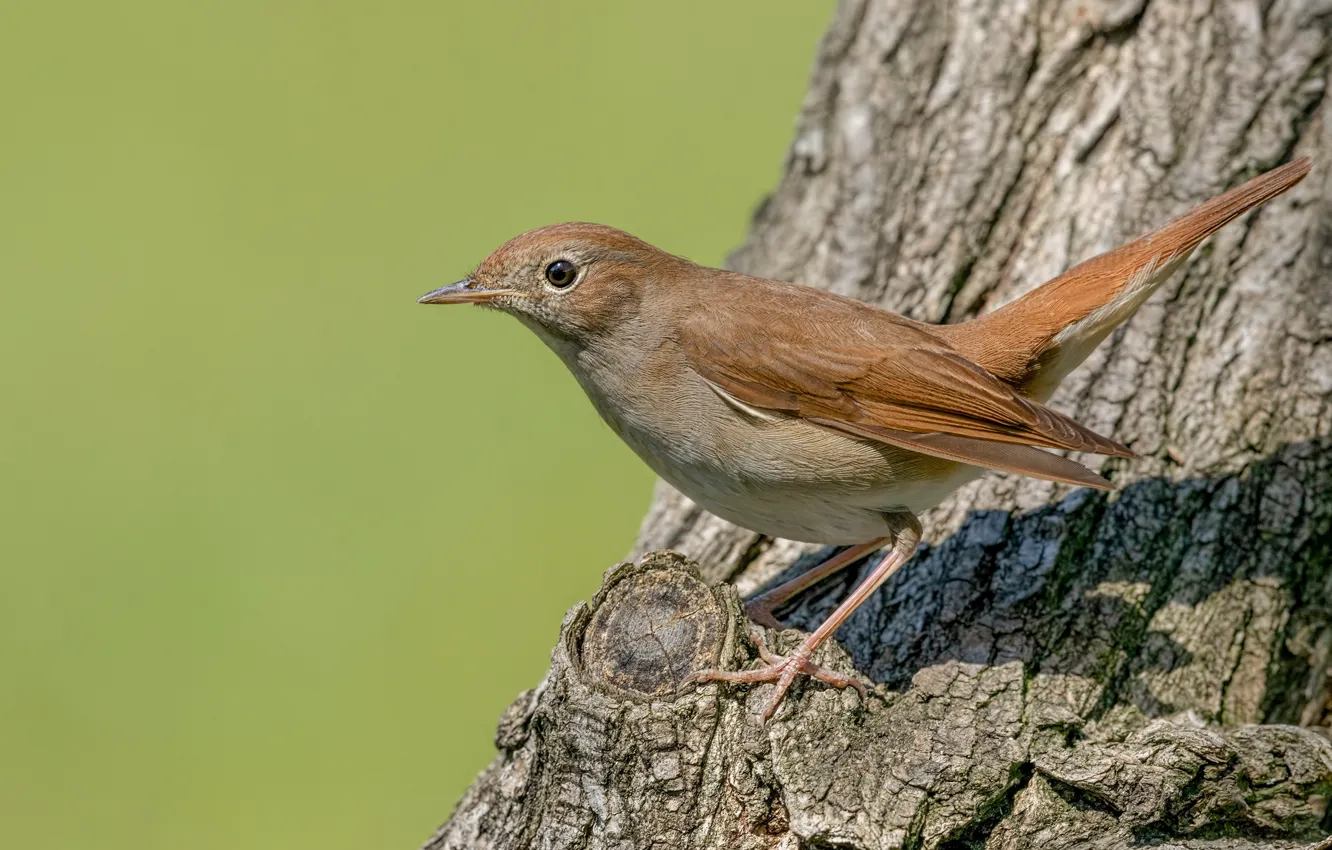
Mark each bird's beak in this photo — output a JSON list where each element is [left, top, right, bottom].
[[417, 279, 514, 304]]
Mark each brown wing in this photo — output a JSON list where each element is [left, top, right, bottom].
[[678, 280, 1133, 489]]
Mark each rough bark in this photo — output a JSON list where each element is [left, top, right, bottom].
[[426, 1, 1332, 847]]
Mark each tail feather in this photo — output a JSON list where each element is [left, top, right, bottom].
[[937, 158, 1312, 400]]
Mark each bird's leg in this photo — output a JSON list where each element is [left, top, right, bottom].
[[690, 513, 922, 720], [743, 538, 889, 629]]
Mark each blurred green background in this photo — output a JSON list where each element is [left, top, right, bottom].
[[0, 2, 833, 847]]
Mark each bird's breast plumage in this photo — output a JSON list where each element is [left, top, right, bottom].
[[567, 337, 978, 543]]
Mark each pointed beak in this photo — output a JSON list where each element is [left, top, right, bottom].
[[417, 279, 514, 304]]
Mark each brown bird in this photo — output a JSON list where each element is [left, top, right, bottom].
[[419, 158, 1310, 719]]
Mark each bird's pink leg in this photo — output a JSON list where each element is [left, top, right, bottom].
[[743, 538, 889, 629], [690, 514, 922, 720]]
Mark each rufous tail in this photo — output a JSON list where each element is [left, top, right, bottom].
[[936, 158, 1311, 401]]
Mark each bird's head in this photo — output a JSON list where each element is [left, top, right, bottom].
[[418, 222, 687, 350]]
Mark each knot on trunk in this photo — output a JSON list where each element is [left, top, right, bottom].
[[576, 551, 728, 698]]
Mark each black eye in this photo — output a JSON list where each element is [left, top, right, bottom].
[[545, 259, 578, 288]]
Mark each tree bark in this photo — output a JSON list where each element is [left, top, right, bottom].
[[425, 1, 1332, 847]]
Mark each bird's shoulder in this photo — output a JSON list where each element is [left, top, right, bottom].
[[671, 269, 944, 357]]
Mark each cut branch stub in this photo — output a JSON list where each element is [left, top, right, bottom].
[[577, 554, 729, 699]]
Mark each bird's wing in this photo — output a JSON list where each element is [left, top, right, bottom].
[[678, 283, 1133, 490]]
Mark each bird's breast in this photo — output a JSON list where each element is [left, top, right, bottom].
[[567, 345, 979, 543]]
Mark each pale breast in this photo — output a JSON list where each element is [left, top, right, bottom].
[[570, 343, 982, 544]]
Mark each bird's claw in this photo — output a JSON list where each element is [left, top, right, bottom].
[[686, 628, 868, 720]]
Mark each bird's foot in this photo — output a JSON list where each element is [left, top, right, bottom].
[[687, 629, 867, 720]]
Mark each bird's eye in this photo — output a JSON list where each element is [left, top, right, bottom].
[[545, 259, 578, 288]]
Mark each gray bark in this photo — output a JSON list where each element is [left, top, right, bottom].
[[425, 0, 1332, 847]]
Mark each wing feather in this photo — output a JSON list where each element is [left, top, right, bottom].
[[809, 418, 1114, 490], [679, 281, 1134, 486]]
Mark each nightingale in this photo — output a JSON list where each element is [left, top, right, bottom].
[[419, 158, 1310, 719]]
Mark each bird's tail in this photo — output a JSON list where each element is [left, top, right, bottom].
[[936, 158, 1311, 400]]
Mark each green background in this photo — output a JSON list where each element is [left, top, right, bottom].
[[0, 2, 833, 847]]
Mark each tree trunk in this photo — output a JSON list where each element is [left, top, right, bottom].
[[425, 1, 1332, 847]]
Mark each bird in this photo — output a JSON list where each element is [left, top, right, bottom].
[[418, 158, 1311, 720]]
